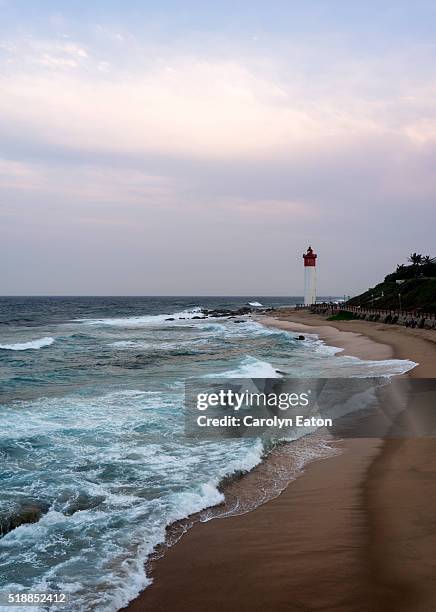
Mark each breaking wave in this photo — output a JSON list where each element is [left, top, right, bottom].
[[0, 337, 54, 351]]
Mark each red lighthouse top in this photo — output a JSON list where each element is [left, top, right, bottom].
[[303, 245, 317, 267]]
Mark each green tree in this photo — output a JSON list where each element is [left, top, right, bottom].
[[408, 252, 423, 266]]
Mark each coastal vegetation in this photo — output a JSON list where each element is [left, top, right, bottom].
[[327, 311, 355, 321], [347, 254, 436, 313]]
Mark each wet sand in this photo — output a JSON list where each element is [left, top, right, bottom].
[[126, 309, 436, 612], [262, 308, 436, 377]]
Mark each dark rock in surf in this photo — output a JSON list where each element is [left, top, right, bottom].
[[0, 501, 50, 537]]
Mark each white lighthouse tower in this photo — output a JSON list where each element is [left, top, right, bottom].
[[303, 246, 317, 305]]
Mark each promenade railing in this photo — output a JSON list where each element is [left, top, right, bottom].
[[294, 303, 436, 329]]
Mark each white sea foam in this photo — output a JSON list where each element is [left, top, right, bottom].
[[0, 336, 54, 351], [299, 331, 417, 376], [209, 355, 283, 378], [222, 319, 290, 339], [306, 336, 344, 356], [339, 356, 417, 377], [1, 303, 419, 611], [108, 338, 209, 350], [0, 388, 266, 612], [248, 301, 263, 307], [75, 308, 204, 327], [255, 320, 417, 377], [107, 439, 265, 610], [1, 441, 266, 612], [202, 434, 340, 521]]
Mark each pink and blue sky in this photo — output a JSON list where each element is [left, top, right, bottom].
[[1, 0, 435, 295]]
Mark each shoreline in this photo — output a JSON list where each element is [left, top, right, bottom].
[[126, 309, 436, 611], [261, 308, 436, 377]]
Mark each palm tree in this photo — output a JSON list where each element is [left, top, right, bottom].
[[422, 255, 432, 265], [408, 252, 423, 266]]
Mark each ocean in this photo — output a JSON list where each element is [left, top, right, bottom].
[[0, 297, 415, 611]]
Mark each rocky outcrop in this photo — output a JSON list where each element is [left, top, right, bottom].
[[199, 306, 274, 320], [0, 501, 50, 537]]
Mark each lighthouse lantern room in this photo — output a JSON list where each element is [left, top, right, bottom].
[[303, 246, 317, 305]]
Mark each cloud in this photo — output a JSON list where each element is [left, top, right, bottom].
[[1, 37, 89, 69], [3, 35, 436, 162], [1, 28, 436, 294], [0, 158, 175, 210], [0, 60, 327, 158], [37, 42, 88, 68]]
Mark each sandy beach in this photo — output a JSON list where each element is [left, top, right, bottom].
[[261, 308, 436, 377], [126, 309, 436, 612]]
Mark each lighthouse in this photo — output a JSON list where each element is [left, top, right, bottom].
[[303, 246, 317, 305]]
